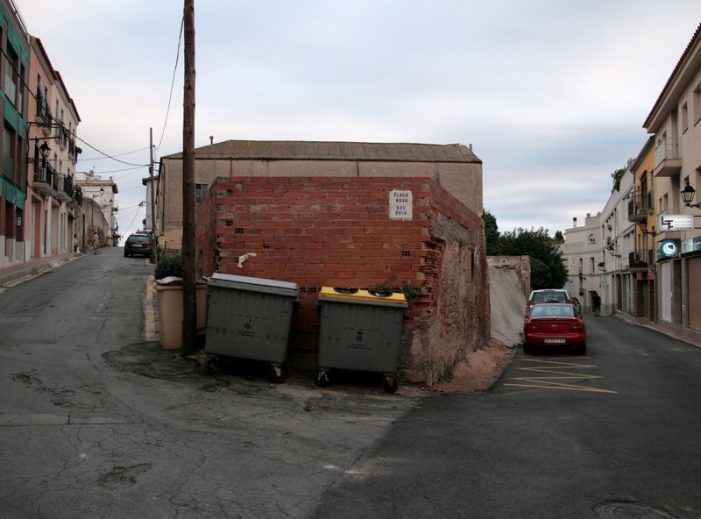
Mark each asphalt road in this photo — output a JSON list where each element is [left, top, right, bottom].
[[313, 315, 701, 518], [2, 248, 700, 518], [0, 248, 415, 519]]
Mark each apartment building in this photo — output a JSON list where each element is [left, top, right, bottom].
[[26, 37, 81, 259], [627, 137, 657, 321], [562, 213, 604, 313], [643, 22, 701, 331], [0, 0, 29, 268]]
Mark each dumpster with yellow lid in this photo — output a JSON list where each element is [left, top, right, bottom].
[[316, 286, 408, 393]]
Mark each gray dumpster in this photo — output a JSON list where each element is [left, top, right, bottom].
[[317, 287, 408, 393], [205, 273, 298, 382]]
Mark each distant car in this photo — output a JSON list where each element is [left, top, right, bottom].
[[523, 303, 586, 355], [526, 289, 571, 315], [124, 233, 153, 257]]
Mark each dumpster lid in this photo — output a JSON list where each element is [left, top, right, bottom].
[[318, 286, 408, 307], [208, 273, 298, 294]]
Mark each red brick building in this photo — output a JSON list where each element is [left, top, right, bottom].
[[195, 173, 489, 385]]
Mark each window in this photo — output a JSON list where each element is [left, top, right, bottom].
[[590, 257, 595, 274], [3, 123, 17, 182], [4, 46, 18, 106], [694, 83, 701, 124], [195, 183, 208, 202], [682, 102, 689, 133]]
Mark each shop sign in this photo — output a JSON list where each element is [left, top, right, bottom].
[[658, 239, 680, 260], [659, 214, 694, 231], [682, 236, 701, 255]]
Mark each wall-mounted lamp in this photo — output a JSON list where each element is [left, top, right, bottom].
[[681, 181, 701, 209], [29, 141, 51, 165], [639, 221, 657, 237]]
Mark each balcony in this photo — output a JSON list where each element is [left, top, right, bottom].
[[629, 251, 648, 270], [56, 174, 73, 203], [33, 165, 58, 197], [654, 142, 682, 177], [627, 192, 652, 224]]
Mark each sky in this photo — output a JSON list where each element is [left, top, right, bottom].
[[15, 1, 701, 240]]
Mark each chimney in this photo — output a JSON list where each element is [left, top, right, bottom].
[[573, 217, 577, 228]]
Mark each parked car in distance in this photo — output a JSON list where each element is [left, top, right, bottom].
[[523, 303, 586, 355], [124, 233, 153, 258], [526, 289, 571, 316]]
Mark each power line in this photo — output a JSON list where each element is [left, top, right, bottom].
[[0, 44, 150, 168], [156, 16, 184, 151], [78, 147, 150, 162], [73, 134, 149, 167]]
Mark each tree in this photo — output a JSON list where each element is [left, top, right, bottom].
[[482, 210, 500, 255], [494, 226, 568, 290]]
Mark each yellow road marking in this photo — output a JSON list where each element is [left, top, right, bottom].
[[522, 359, 596, 368], [511, 375, 604, 380], [503, 382, 618, 394], [507, 357, 615, 394], [517, 368, 599, 378]]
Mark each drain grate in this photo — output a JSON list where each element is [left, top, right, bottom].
[[594, 501, 679, 519]]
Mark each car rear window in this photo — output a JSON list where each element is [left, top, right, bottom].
[[532, 291, 568, 304], [128, 235, 151, 244], [531, 305, 575, 318]]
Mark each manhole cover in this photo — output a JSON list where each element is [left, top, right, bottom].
[[594, 501, 679, 519]]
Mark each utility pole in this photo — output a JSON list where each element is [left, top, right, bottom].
[[181, 0, 196, 355], [149, 127, 156, 262]]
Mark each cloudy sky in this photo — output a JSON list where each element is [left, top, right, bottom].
[[15, 1, 701, 239]]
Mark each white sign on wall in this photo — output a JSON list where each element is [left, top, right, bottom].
[[389, 190, 413, 220], [659, 214, 694, 231]]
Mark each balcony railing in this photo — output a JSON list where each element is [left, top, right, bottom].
[[654, 141, 682, 177], [629, 251, 648, 269], [627, 191, 653, 223]]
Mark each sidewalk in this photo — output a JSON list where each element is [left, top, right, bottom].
[[0, 252, 79, 288], [614, 311, 701, 349]]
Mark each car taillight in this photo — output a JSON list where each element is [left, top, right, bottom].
[[571, 324, 583, 332]]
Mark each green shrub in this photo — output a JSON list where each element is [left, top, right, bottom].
[[155, 254, 183, 280]]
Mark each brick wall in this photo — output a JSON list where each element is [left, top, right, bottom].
[[195, 176, 489, 384]]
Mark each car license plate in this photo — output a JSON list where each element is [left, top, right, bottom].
[[544, 338, 565, 344]]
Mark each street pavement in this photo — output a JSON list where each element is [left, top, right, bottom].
[[312, 315, 701, 518], [2, 247, 701, 518], [0, 247, 416, 518]]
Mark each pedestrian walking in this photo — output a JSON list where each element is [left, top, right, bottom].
[[92, 231, 100, 254], [592, 292, 601, 316], [73, 234, 79, 253]]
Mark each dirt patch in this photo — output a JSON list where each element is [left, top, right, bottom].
[[430, 338, 516, 394]]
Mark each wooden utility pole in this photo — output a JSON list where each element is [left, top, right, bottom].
[[181, 0, 196, 355]]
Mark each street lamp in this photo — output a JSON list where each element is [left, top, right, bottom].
[[681, 180, 701, 209], [639, 220, 657, 237]]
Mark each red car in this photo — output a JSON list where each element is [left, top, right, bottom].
[[523, 303, 586, 355]]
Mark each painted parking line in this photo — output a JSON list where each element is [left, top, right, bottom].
[[503, 357, 617, 394]]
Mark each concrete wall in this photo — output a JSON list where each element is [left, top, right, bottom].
[[195, 176, 489, 385], [487, 256, 531, 347]]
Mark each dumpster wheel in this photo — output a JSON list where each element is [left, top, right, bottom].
[[316, 370, 330, 387], [382, 374, 398, 394], [270, 365, 286, 384]]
